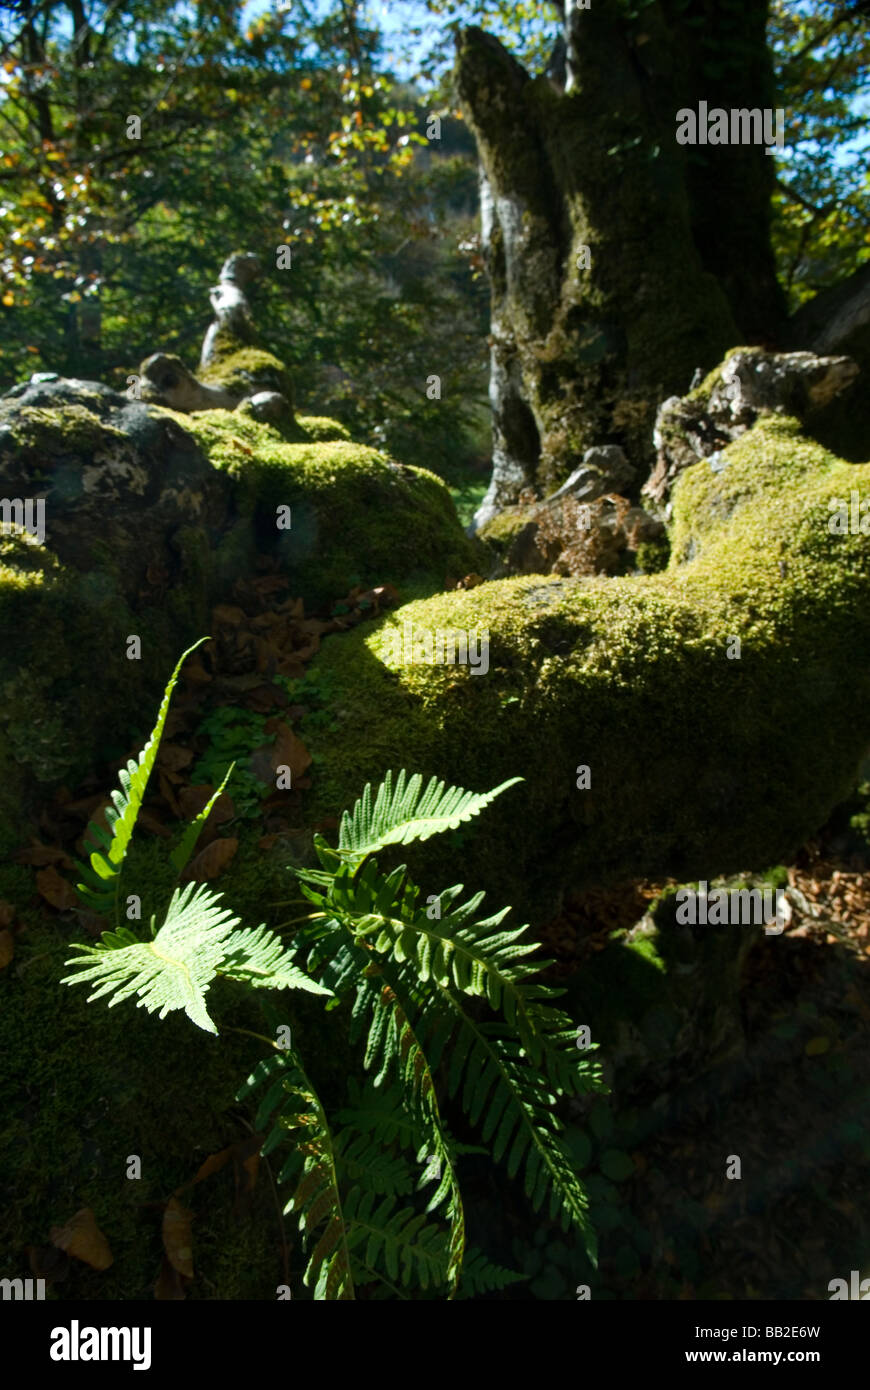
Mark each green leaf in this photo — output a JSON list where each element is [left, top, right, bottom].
[[61, 880, 239, 1034], [337, 769, 523, 861], [599, 1149, 635, 1183], [219, 922, 333, 996], [74, 638, 209, 914], [170, 761, 236, 875]]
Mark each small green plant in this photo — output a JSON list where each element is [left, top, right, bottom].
[[65, 639, 328, 1032], [190, 704, 275, 820], [62, 640, 603, 1299]]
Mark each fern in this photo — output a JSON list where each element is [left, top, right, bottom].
[[281, 769, 603, 1275], [218, 923, 331, 996], [457, 1247, 527, 1297], [292, 850, 599, 1261], [74, 637, 209, 914], [337, 769, 523, 861], [62, 881, 238, 1034], [63, 651, 598, 1303], [169, 761, 235, 875], [239, 1048, 354, 1300]]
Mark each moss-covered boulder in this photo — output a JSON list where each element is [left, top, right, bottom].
[[0, 378, 479, 852], [302, 414, 870, 920]]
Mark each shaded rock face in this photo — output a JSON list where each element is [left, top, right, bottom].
[[139, 352, 239, 413], [645, 347, 859, 508], [480, 443, 666, 579], [0, 375, 479, 850], [0, 377, 233, 585], [490, 492, 666, 579]]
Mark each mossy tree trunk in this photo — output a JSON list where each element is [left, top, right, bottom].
[[456, 0, 787, 526]]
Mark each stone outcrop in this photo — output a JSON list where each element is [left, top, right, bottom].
[[644, 346, 859, 508]]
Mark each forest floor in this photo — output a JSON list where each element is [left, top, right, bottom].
[[532, 835, 870, 1300], [6, 558, 869, 1300]]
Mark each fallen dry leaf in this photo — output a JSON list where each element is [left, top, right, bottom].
[[50, 1208, 113, 1270], [35, 866, 79, 912], [212, 603, 248, 627], [157, 743, 194, 773], [182, 835, 238, 882], [192, 1147, 234, 1186], [13, 842, 74, 869], [154, 1254, 187, 1300], [263, 720, 312, 782], [137, 808, 172, 839], [162, 1197, 194, 1278], [0, 930, 14, 970], [0, 900, 15, 928]]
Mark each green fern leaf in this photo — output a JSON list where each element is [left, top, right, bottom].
[[218, 923, 333, 996], [61, 881, 239, 1034], [345, 1190, 450, 1291], [238, 1049, 354, 1300], [169, 760, 235, 875], [333, 1129, 414, 1197], [74, 637, 209, 913], [337, 770, 523, 861], [457, 1246, 527, 1297], [351, 966, 466, 1294]]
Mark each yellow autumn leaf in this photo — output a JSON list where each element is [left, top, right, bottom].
[[805, 1036, 831, 1056]]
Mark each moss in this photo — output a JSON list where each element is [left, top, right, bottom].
[[1, 402, 127, 455], [0, 823, 348, 1298], [171, 408, 482, 607], [292, 415, 351, 443], [0, 905, 282, 1298], [0, 521, 214, 850], [199, 342, 293, 402], [300, 418, 870, 922], [634, 533, 670, 574], [478, 504, 536, 556]]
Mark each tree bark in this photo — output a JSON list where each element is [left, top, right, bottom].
[[456, 0, 788, 527]]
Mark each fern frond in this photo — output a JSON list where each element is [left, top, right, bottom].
[[218, 923, 333, 997], [309, 855, 600, 1259], [335, 1077, 420, 1151], [457, 1246, 527, 1297], [61, 881, 238, 1034], [333, 1129, 414, 1197], [337, 769, 523, 861], [420, 982, 599, 1263], [350, 965, 465, 1294], [169, 760, 235, 875], [300, 856, 570, 1068], [238, 1049, 354, 1300], [74, 637, 209, 914], [344, 1190, 450, 1291]]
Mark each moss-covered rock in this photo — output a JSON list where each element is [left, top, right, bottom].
[[0, 379, 479, 852], [198, 334, 294, 406], [172, 407, 482, 606], [301, 415, 870, 920]]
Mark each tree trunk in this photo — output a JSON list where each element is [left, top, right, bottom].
[[456, 0, 787, 527]]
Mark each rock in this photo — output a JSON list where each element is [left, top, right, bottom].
[[200, 252, 262, 369], [0, 380, 480, 852], [478, 439, 661, 580], [239, 391, 296, 432], [644, 346, 859, 507], [545, 445, 635, 504], [304, 412, 870, 923], [139, 352, 239, 412]]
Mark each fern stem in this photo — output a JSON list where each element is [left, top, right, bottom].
[[223, 1026, 282, 1050]]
